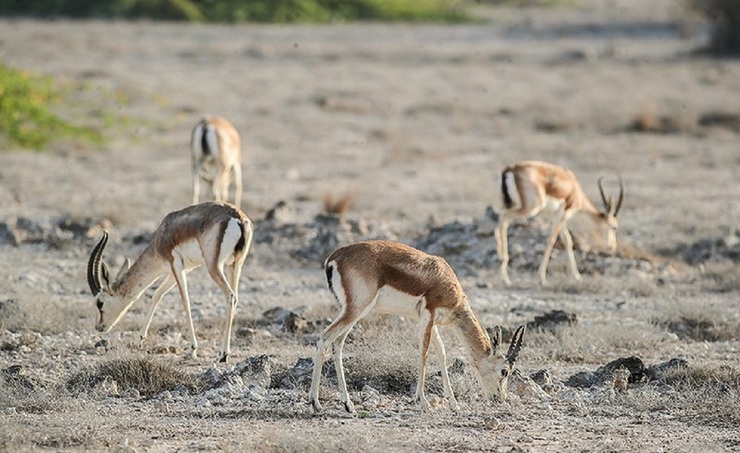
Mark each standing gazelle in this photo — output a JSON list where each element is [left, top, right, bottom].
[[494, 160, 624, 286], [309, 240, 526, 413], [191, 116, 243, 208], [86, 202, 254, 363]]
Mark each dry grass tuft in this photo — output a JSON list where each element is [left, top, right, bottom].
[[655, 296, 739, 342], [66, 356, 202, 397], [701, 261, 740, 293], [628, 105, 697, 134], [663, 364, 740, 391], [343, 318, 420, 395], [322, 190, 356, 216], [616, 242, 668, 265]]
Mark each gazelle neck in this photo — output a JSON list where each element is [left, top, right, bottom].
[[112, 246, 165, 300], [453, 303, 492, 361]]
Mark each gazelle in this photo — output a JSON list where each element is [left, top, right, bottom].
[[308, 240, 526, 413], [86, 202, 254, 363], [494, 160, 624, 286], [191, 116, 243, 208]]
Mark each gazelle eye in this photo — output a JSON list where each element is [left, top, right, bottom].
[[96, 300, 104, 310], [501, 369, 509, 378]]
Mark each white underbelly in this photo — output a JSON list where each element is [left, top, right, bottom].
[[373, 285, 423, 319], [173, 239, 205, 269]]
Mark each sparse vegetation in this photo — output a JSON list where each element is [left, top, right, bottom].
[[323, 190, 356, 216], [0, 64, 102, 150], [0, 0, 470, 23], [67, 357, 202, 397]]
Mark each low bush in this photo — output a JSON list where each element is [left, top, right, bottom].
[[0, 0, 470, 23], [0, 64, 102, 150]]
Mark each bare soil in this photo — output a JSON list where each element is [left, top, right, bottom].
[[1, 1, 739, 451]]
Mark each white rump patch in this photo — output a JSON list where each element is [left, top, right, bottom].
[[218, 218, 243, 264], [204, 125, 221, 160], [503, 171, 522, 210]]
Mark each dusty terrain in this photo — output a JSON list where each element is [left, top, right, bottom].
[[1, 0, 739, 451]]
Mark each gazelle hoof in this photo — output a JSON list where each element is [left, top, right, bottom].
[[343, 400, 355, 413], [310, 399, 322, 413]]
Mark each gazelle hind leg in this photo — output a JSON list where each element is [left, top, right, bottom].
[[232, 163, 242, 208], [205, 262, 238, 363], [309, 309, 358, 412], [171, 258, 198, 359], [333, 329, 355, 413]]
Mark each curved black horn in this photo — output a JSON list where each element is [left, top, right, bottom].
[[506, 325, 526, 365], [597, 176, 609, 211], [87, 232, 108, 296], [614, 175, 625, 217]]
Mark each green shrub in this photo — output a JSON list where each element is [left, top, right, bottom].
[[0, 64, 102, 150], [0, 0, 470, 23]]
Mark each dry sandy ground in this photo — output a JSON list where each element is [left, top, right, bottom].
[[1, 0, 739, 451]]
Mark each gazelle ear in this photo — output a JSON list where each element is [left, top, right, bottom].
[[101, 261, 111, 290], [115, 258, 131, 283], [506, 325, 526, 365], [491, 325, 502, 354]]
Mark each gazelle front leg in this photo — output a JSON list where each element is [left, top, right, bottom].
[[415, 309, 434, 410], [139, 275, 176, 349], [540, 212, 569, 286], [494, 216, 512, 286], [431, 326, 458, 410], [171, 258, 198, 359], [559, 225, 582, 281]]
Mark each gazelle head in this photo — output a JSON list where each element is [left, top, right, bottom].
[[87, 232, 134, 333], [596, 175, 625, 254], [474, 325, 526, 401]]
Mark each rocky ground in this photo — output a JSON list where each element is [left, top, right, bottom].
[[1, 0, 739, 451]]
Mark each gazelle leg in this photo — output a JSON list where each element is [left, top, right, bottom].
[[233, 163, 243, 208], [205, 262, 238, 363], [309, 308, 359, 412], [540, 212, 569, 286], [495, 216, 512, 286], [559, 225, 582, 281], [139, 275, 176, 348], [431, 326, 457, 410], [171, 258, 198, 359], [192, 161, 201, 205], [213, 170, 230, 203], [415, 309, 434, 410], [333, 330, 355, 413]]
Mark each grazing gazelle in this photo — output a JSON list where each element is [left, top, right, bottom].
[[191, 116, 243, 208], [86, 202, 254, 363], [308, 240, 526, 413], [494, 160, 624, 286]]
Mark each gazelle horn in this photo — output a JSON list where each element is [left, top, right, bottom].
[[87, 231, 108, 296]]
